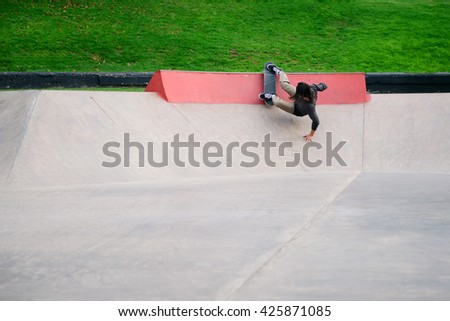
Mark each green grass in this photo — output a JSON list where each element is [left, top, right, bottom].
[[1, 0, 449, 72]]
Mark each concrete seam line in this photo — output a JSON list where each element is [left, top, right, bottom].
[[6, 90, 41, 182], [223, 171, 363, 300], [171, 103, 209, 141], [90, 96, 121, 130]]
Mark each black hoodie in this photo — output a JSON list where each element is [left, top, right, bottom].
[[293, 82, 328, 131]]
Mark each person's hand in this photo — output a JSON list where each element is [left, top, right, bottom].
[[303, 134, 313, 142]]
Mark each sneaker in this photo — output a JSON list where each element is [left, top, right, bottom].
[[266, 63, 282, 75], [259, 93, 274, 100]]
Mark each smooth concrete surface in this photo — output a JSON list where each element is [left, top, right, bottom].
[[0, 90, 449, 300], [1, 91, 365, 188], [230, 172, 450, 300], [364, 94, 450, 172], [0, 91, 39, 183]]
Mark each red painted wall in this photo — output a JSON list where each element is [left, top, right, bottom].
[[146, 70, 369, 105]]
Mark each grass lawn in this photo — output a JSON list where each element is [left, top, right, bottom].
[[1, 0, 449, 73]]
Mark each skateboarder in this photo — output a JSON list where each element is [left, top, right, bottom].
[[260, 63, 327, 142]]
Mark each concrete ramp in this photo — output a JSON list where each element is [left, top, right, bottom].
[[1, 90, 366, 188], [0, 89, 449, 300], [0, 91, 39, 182], [364, 94, 450, 172]]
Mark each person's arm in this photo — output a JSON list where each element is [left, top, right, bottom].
[[304, 107, 320, 142]]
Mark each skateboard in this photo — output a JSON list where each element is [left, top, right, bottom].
[[262, 61, 277, 106]]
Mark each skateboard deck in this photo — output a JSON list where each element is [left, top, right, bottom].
[[263, 61, 277, 106]]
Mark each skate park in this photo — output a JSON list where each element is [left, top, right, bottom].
[[0, 70, 449, 300]]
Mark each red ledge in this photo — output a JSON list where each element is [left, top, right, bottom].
[[146, 70, 369, 105]]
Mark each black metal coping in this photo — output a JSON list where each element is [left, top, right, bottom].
[[365, 73, 450, 93], [0, 72, 154, 89], [1, 72, 449, 93]]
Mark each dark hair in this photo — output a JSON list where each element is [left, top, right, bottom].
[[291, 82, 317, 103]]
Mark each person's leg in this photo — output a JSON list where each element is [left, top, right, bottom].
[[279, 71, 296, 97], [272, 96, 295, 114]]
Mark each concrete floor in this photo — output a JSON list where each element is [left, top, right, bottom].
[[0, 91, 449, 300]]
